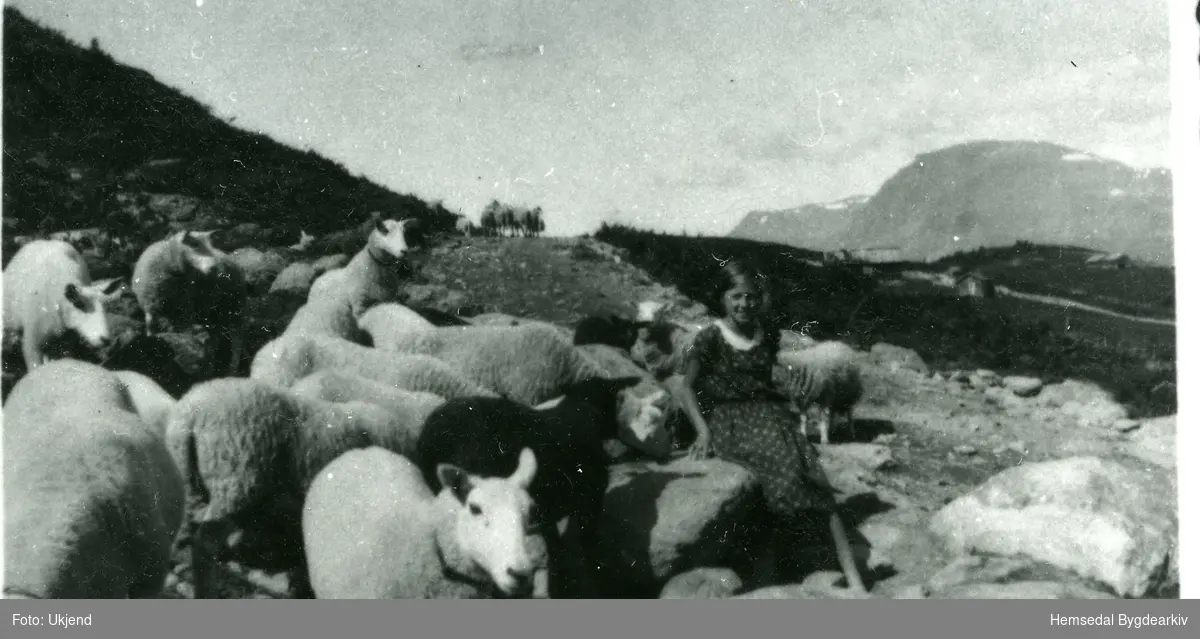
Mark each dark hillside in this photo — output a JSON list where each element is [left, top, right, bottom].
[[594, 224, 1176, 419], [1, 7, 458, 237]]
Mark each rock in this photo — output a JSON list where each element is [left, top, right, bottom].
[[928, 456, 1177, 598], [1003, 375, 1044, 397], [658, 568, 743, 599], [594, 457, 760, 589], [1122, 415, 1175, 471], [969, 370, 1001, 389], [228, 248, 289, 296], [310, 253, 349, 274], [930, 581, 1116, 599], [1037, 380, 1128, 427], [733, 571, 875, 599], [868, 343, 928, 375], [951, 445, 977, 456], [269, 262, 318, 294], [923, 554, 1089, 595], [1111, 418, 1141, 433], [817, 443, 897, 473]]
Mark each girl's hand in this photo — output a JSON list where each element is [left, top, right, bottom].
[[687, 433, 712, 460]]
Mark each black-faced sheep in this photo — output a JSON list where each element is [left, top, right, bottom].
[[249, 332, 498, 398], [773, 341, 864, 445], [3, 359, 185, 598], [414, 375, 674, 597], [302, 446, 548, 599], [130, 230, 248, 376], [359, 321, 612, 406], [572, 312, 641, 350], [282, 215, 423, 343], [2, 239, 124, 370]]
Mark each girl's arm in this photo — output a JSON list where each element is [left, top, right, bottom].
[[670, 355, 713, 459]]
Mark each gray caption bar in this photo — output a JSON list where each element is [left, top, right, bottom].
[[0, 600, 1196, 639]]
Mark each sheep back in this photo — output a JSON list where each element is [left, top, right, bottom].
[[357, 302, 436, 338], [369, 323, 607, 405], [575, 343, 654, 382], [773, 341, 863, 411], [168, 376, 420, 524], [4, 359, 185, 598], [250, 333, 497, 399]]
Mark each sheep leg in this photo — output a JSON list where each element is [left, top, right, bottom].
[[796, 406, 810, 442], [845, 407, 856, 442], [819, 407, 832, 446], [225, 324, 245, 377], [21, 328, 44, 370], [144, 312, 157, 336]]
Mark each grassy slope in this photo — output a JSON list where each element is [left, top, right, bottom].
[[1, 7, 459, 237]]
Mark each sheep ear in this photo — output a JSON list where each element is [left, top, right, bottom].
[[510, 448, 538, 489], [94, 278, 125, 297], [63, 283, 86, 309], [436, 463, 473, 503]]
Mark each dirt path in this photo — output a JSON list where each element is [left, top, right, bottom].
[[995, 286, 1175, 327]]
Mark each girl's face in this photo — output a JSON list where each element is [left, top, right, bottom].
[[721, 278, 763, 326]]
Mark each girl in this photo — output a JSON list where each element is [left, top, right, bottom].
[[672, 259, 866, 592]]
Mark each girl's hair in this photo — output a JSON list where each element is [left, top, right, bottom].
[[703, 259, 773, 319]]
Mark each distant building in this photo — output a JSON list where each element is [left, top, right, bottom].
[[955, 272, 996, 299]]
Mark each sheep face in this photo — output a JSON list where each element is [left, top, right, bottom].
[[437, 447, 541, 597], [60, 279, 124, 348], [615, 382, 674, 459], [368, 217, 423, 268], [178, 231, 223, 274]]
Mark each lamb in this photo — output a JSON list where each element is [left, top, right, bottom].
[[357, 302, 435, 337], [282, 214, 422, 343], [303, 446, 547, 599], [415, 375, 674, 596], [130, 230, 248, 376], [3, 359, 186, 598], [2, 239, 124, 370], [360, 321, 612, 406], [250, 332, 498, 398], [772, 340, 864, 445]]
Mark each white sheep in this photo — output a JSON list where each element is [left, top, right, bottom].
[[290, 369, 447, 416], [773, 340, 864, 445], [282, 215, 421, 343], [111, 369, 179, 436], [130, 230, 248, 375], [167, 375, 441, 531], [303, 446, 547, 599], [289, 229, 315, 252], [359, 321, 612, 406], [2, 239, 124, 370], [249, 332, 499, 398], [357, 302, 435, 337], [3, 359, 186, 598]]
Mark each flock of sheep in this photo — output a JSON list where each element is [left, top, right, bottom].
[[1, 213, 867, 599]]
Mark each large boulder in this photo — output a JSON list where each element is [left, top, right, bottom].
[[868, 343, 928, 375], [594, 457, 760, 591], [658, 567, 743, 599], [929, 455, 1176, 598], [1122, 415, 1175, 471]]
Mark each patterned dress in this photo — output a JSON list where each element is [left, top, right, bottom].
[[688, 322, 838, 519]]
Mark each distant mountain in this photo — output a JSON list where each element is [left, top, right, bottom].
[[729, 140, 1174, 266], [1, 7, 458, 236], [728, 194, 871, 254]]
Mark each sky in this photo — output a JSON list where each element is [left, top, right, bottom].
[[10, 0, 1172, 237]]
